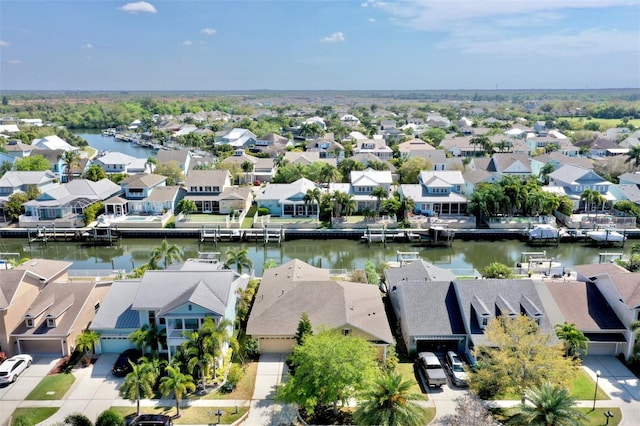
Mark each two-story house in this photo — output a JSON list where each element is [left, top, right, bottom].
[[118, 173, 184, 215], [183, 170, 252, 214], [93, 152, 148, 175], [156, 150, 192, 177], [256, 178, 320, 217], [353, 139, 393, 161], [305, 138, 345, 160], [547, 165, 613, 211], [399, 171, 467, 216], [218, 128, 257, 148], [329, 169, 393, 212]]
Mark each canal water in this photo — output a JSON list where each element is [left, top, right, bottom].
[[78, 130, 155, 158], [0, 237, 632, 277]]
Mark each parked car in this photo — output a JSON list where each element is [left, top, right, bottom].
[[444, 351, 469, 387], [0, 354, 32, 385], [130, 414, 173, 426], [417, 351, 447, 388], [112, 349, 141, 377]]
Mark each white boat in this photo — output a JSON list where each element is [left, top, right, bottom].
[[586, 230, 626, 243], [528, 224, 559, 240]]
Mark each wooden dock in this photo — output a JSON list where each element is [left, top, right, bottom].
[[200, 226, 285, 245], [27, 225, 120, 246]]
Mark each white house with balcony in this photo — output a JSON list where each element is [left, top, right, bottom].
[[399, 171, 468, 216]]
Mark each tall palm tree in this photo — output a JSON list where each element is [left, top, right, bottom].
[[319, 163, 341, 189], [208, 318, 233, 380], [303, 188, 321, 218], [75, 330, 100, 359], [370, 186, 389, 213], [159, 365, 196, 418], [61, 150, 80, 183], [225, 248, 252, 273], [554, 322, 589, 358], [150, 239, 183, 269], [625, 145, 640, 169], [353, 370, 426, 426], [129, 322, 167, 355], [182, 327, 214, 392], [241, 160, 254, 184], [507, 382, 585, 426], [119, 360, 158, 416]]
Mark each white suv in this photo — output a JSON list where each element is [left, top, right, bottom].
[[0, 354, 32, 385], [445, 351, 468, 387]]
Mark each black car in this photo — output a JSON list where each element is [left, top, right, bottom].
[[130, 414, 173, 426], [112, 349, 141, 377]]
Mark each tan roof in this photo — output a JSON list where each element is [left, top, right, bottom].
[[0, 269, 28, 309], [146, 186, 181, 202], [247, 259, 393, 344], [121, 173, 166, 188], [574, 263, 640, 309], [185, 170, 230, 187], [15, 259, 72, 284]]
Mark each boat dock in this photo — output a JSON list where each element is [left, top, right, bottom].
[[26, 225, 121, 246], [200, 226, 285, 246]]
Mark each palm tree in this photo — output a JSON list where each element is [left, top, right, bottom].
[[182, 327, 214, 392], [370, 186, 389, 213], [159, 365, 196, 418], [61, 150, 80, 183], [208, 318, 232, 380], [119, 360, 158, 416], [129, 322, 167, 355], [303, 187, 321, 218], [75, 330, 100, 359], [554, 322, 589, 358], [146, 156, 157, 173], [319, 163, 341, 189], [630, 320, 640, 362], [241, 160, 254, 184], [353, 370, 426, 426], [507, 382, 585, 426], [150, 239, 183, 269], [225, 248, 252, 273], [625, 146, 640, 169]]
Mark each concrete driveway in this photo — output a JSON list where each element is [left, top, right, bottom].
[[0, 356, 60, 426]]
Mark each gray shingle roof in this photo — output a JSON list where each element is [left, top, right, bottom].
[[385, 259, 456, 284]]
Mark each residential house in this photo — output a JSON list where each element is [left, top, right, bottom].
[[0, 124, 20, 134], [4, 140, 34, 159], [605, 127, 631, 141], [618, 172, 640, 186], [547, 165, 613, 211], [30, 149, 65, 178], [0, 171, 58, 219], [93, 152, 148, 175], [91, 266, 248, 358], [353, 138, 393, 160], [574, 137, 621, 158], [350, 153, 397, 175], [441, 136, 479, 158], [426, 114, 451, 128], [255, 178, 320, 217], [120, 174, 167, 200], [530, 152, 593, 179], [31, 135, 77, 152], [573, 263, 640, 358], [21, 178, 122, 226], [398, 138, 435, 157], [247, 259, 393, 359], [305, 138, 344, 160], [533, 121, 549, 136], [330, 169, 393, 212], [607, 184, 640, 206], [486, 153, 532, 179], [340, 114, 360, 127], [63, 157, 90, 183], [619, 137, 640, 150], [219, 150, 261, 184], [131, 186, 184, 216], [302, 116, 326, 130], [12, 278, 112, 356], [156, 150, 192, 177], [462, 169, 496, 196], [544, 280, 627, 356], [251, 133, 290, 157], [218, 128, 257, 148], [399, 171, 468, 216], [283, 152, 337, 168], [183, 170, 252, 214]]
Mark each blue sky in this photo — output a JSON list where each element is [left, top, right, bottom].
[[1, 0, 639, 91]]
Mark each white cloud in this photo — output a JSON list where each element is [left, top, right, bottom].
[[200, 28, 216, 35], [369, 18, 376, 23], [8, 59, 21, 64], [118, 2, 157, 14], [183, 40, 193, 46], [0, 40, 9, 47], [321, 32, 345, 43], [81, 43, 93, 49]]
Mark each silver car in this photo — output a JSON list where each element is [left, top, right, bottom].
[[444, 351, 469, 387], [0, 354, 32, 385]]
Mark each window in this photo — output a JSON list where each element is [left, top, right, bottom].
[[343, 328, 351, 336], [25, 318, 34, 328], [94, 302, 100, 313], [47, 318, 56, 328], [481, 317, 488, 326]]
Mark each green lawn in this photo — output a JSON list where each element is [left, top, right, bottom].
[[11, 407, 59, 425], [25, 373, 76, 400], [201, 361, 257, 400], [184, 214, 229, 224], [577, 407, 621, 426], [561, 117, 640, 130], [111, 405, 248, 425], [396, 362, 428, 400], [495, 369, 609, 400]]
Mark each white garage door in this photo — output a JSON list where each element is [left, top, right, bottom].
[[99, 336, 133, 354], [588, 342, 618, 356], [259, 338, 295, 354]]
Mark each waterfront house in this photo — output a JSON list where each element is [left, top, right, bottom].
[[462, 169, 496, 196], [399, 171, 468, 216], [572, 263, 640, 359], [21, 178, 122, 227], [0, 171, 58, 220], [12, 278, 111, 356], [544, 280, 628, 356], [0, 259, 72, 356], [120, 173, 167, 199], [156, 150, 192, 177], [618, 172, 640, 186], [255, 178, 320, 217], [608, 184, 640, 206], [246, 259, 393, 359], [547, 165, 613, 211], [91, 266, 248, 359], [183, 170, 252, 214], [93, 152, 148, 175], [31, 135, 78, 152], [330, 169, 393, 213]]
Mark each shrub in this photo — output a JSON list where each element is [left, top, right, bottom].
[[227, 364, 243, 385], [83, 202, 104, 226], [95, 409, 125, 426], [257, 207, 270, 216]]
